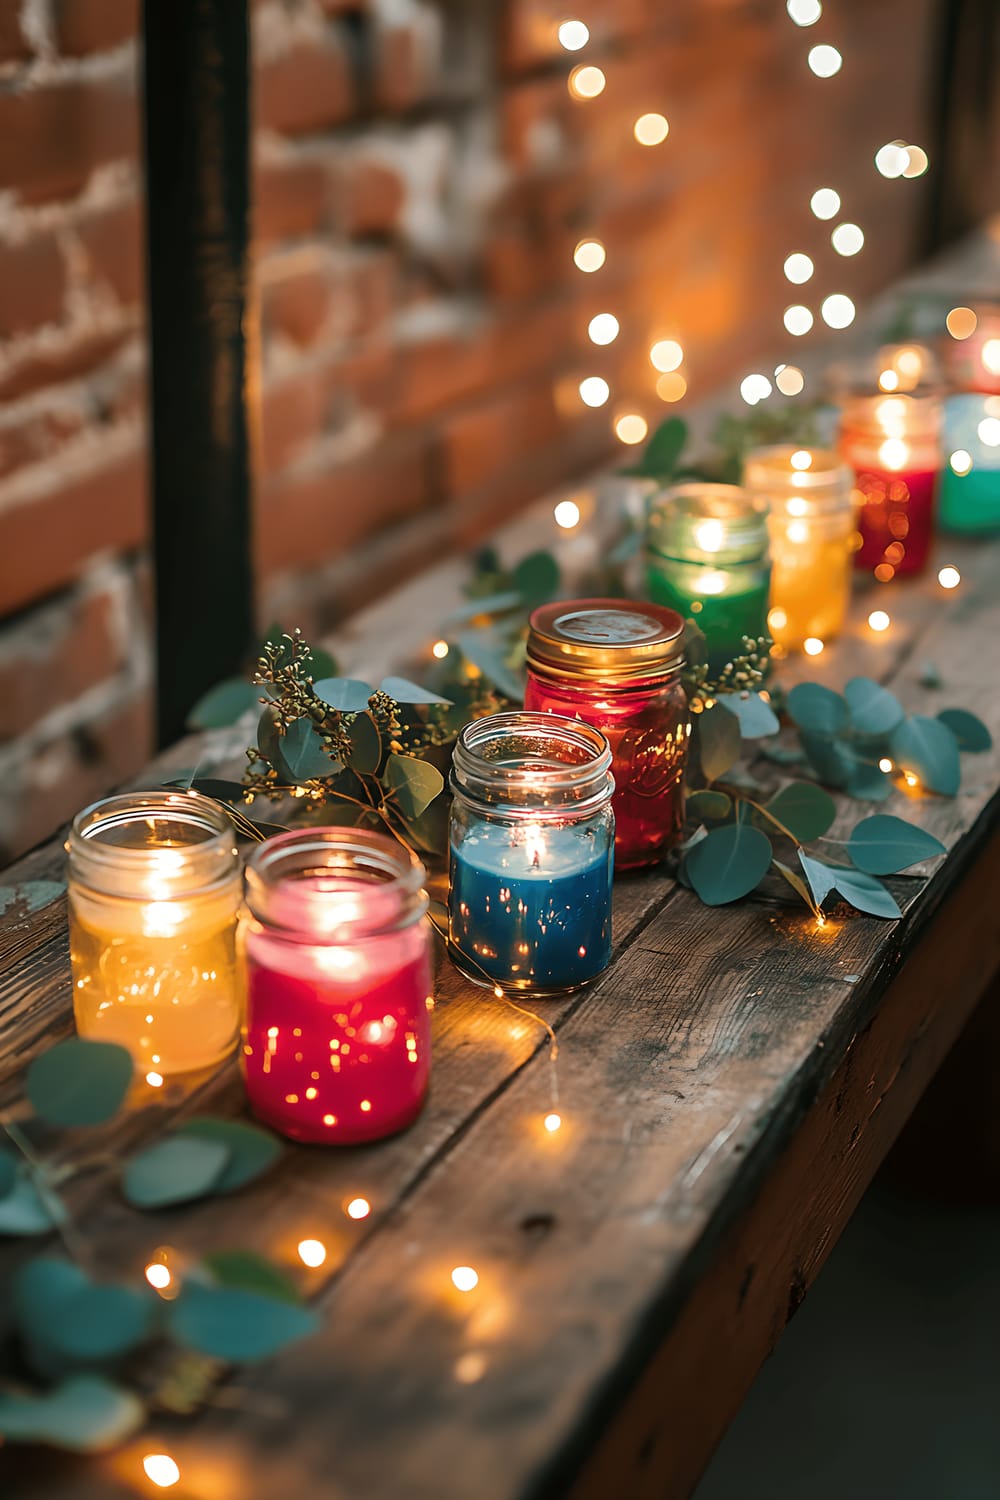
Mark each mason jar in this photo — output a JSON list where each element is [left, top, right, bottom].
[[240, 828, 432, 1144], [743, 445, 856, 651], [66, 790, 242, 1075], [449, 712, 614, 998], [645, 484, 771, 675], [838, 391, 942, 578], [524, 598, 688, 870]]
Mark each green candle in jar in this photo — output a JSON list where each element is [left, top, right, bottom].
[[645, 484, 771, 674]]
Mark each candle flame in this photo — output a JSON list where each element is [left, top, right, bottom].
[[524, 823, 546, 868]]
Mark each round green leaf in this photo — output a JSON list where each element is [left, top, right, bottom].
[[630, 415, 687, 479], [383, 754, 445, 820], [718, 691, 780, 738], [186, 678, 260, 730], [698, 700, 743, 782], [763, 782, 837, 842], [281, 717, 340, 781], [347, 711, 382, 775], [831, 867, 901, 919], [122, 1134, 230, 1209], [936, 708, 992, 753], [169, 1283, 319, 1361], [889, 716, 961, 796], [799, 731, 852, 789], [786, 683, 849, 736], [512, 550, 560, 608], [457, 630, 525, 702], [844, 677, 905, 737], [685, 823, 773, 905], [379, 676, 453, 706], [848, 814, 946, 875], [14, 1258, 153, 1365], [313, 678, 374, 713], [0, 1171, 66, 1236], [773, 858, 818, 913], [685, 789, 732, 821], [306, 646, 339, 679], [27, 1039, 133, 1128], [201, 1250, 303, 1305], [178, 1117, 283, 1194], [798, 851, 838, 907], [0, 1376, 144, 1451], [845, 762, 892, 802]]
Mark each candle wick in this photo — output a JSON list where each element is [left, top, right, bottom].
[[531, 849, 540, 869]]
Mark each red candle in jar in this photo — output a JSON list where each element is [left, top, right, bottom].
[[838, 392, 942, 579], [524, 600, 689, 871], [241, 829, 432, 1144]]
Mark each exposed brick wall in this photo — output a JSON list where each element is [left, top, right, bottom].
[[0, 0, 954, 858]]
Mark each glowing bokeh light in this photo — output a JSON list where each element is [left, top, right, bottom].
[[587, 312, 620, 345], [807, 44, 842, 76], [298, 1239, 327, 1268], [740, 373, 772, 406], [775, 364, 805, 395], [831, 222, 864, 256], [143, 1456, 180, 1489], [949, 449, 973, 475], [634, 112, 669, 146], [810, 187, 841, 219], [787, 0, 822, 24], [451, 1266, 480, 1292], [579, 376, 610, 408], [554, 499, 581, 529], [978, 417, 1000, 446], [346, 1197, 371, 1220], [902, 145, 929, 178], [946, 306, 977, 340], [821, 293, 856, 329], [784, 304, 814, 336], [875, 141, 910, 178], [568, 64, 606, 99], [938, 566, 961, 589], [803, 637, 824, 656], [573, 239, 606, 273], [432, 640, 449, 659], [790, 450, 813, 470], [544, 1112, 562, 1132], [784, 253, 814, 285], [656, 372, 687, 402], [557, 19, 589, 50], [615, 413, 649, 445], [868, 610, 891, 632], [879, 369, 900, 392], [145, 1263, 171, 1291], [879, 757, 894, 773], [650, 339, 684, 373], [982, 340, 1000, 376]]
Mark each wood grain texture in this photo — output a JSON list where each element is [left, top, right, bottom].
[[2, 242, 1000, 1499]]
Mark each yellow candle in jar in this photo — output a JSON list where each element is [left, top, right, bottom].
[[743, 446, 856, 652], [66, 792, 243, 1075]]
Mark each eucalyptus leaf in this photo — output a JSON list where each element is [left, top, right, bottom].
[[698, 701, 743, 782], [306, 646, 338, 680], [27, 1040, 133, 1128], [257, 705, 285, 771], [122, 1135, 230, 1209], [281, 717, 340, 781], [383, 755, 445, 820], [186, 678, 260, 731], [0, 1376, 144, 1451], [444, 591, 524, 624], [379, 676, 453, 706], [763, 782, 837, 842], [169, 1283, 319, 1361], [759, 744, 807, 767], [166, 777, 247, 803], [844, 677, 905, 737], [628, 416, 687, 479], [457, 630, 525, 702], [0, 881, 65, 919], [798, 851, 839, 907], [848, 815, 946, 875], [201, 1250, 303, 1305], [348, 712, 382, 775], [773, 858, 819, 913], [889, 715, 961, 796], [685, 823, 773, 906], [937, 708, 992, 752], [831, 867, 902, 919], [685, 789, 732, 821], [0, 1172, 67, 1236], [178, 1117, 283, 1194], [718, 691, 780, 738], [786, 683, 849, 736], [13, 1258, 154, 1365], [799, 731, 853, 789], [512, 550, 560, 608], [845, 761, 892, 802], [313, 678, 374, 713]]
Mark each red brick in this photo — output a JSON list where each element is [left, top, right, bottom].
[[0, 402, 86, 481], [261, 361, 339, 475], [53, 0, 139, 55], [255, 431, 435, 578], [1, 690, 154, 861], [0, 75, 137, 205], [0, 320, 136, 403], [74, 195, 143, 307], [0, 585, 125, 741], [442, 380, 568, 497], [0, 234, 67, 339], [256, 36, 354, 136], [261, 248, 339, 349], [0, 7, 31, 63], [254, 154, 333, 246], [339, 155, 405, 237], [376, 20, 435, 113], [0, 438, 146, 614]]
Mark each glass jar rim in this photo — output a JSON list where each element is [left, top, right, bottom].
[[839, 390, 943, 431], [647, 482, 770, 564], [451, 711, 614, 816], [527, 597, 685, 683], [244, 827, 427, 939], [744, 444, 854, 495], [66, 790, 239, 898]]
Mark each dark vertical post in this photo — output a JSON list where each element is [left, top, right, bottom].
[[142, 0, 256, 747]]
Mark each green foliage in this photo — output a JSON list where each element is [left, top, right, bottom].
[[685, 823, 773, 905], [621, 417, 688, 480], [843, 677, 904, 737], [685, 789, 732, 821], [936, 708, 992, 752], [511, 551, 561, 608], [762, 782, 837, 842], [0, 1376, 145, 1451], [384, 755, 445, 820], [27, 1040, 133, 1128], [786, 683, 849, 736], [0, 1171, 66, 1236], [889, 715, 960, 795], [718, 691, 780, 738], [168, 1283, 319, 1362], [122, 1135, 232, 1210], [313, 677, 373, 712], [13, 1259, 154, 1368], [697, 701, 743, 781], [176, 1118, 282, 1194], [848, 815, 946, 874], [347, 711, 382, 774], [186, 678, 260, 730], [379, 676, 452, 705], [280, 717, 341, 781], [200, 1251, 303, 1305]]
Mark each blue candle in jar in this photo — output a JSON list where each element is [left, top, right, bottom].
[[448, 712, 615, 998]]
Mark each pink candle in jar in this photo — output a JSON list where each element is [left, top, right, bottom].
[[241, 829, 432, 1144], [838, 391, 941, 580]]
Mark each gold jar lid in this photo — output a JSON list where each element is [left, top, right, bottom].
[[527, 598, 685, 684]]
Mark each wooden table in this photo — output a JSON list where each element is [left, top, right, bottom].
[[4, 242, 1000, 1499]]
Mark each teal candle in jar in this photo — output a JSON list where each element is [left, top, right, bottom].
[[645, 484, 771, 674], [939, 394, 1000, 533]]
